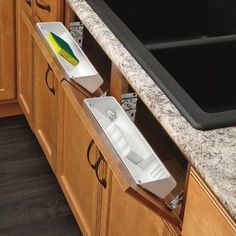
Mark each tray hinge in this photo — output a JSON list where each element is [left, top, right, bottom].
[[165, 190, 184, 211]]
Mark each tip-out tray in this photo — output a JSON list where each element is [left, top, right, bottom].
[[83, 96, 176, 199], [36, 22, 103, 93]]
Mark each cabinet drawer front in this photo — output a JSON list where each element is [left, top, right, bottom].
[[35, 0, 61, 21]]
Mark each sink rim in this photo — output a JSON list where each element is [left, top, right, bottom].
[[86, 0, 236, 130]]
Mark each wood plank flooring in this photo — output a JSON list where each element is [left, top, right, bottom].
[[0, 115, 82, 236]]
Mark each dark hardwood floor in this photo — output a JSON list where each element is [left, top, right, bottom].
[[0, 115, 82, 236]]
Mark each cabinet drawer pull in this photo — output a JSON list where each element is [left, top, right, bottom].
[[87, 140, 107, 188], [45, 64, 55, 95], [25, 0, 31, 7], [87, 139, 97, 169], [36, 0, 51, 12], [95, 153, 107, 188]]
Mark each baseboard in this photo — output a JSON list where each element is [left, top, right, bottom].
[[0, 102, 23, 118]]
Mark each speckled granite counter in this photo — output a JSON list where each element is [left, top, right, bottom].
[[67, 0, 236, 220]]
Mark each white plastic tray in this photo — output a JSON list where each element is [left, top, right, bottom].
[[36, 22, 103, 93], [84, 97, 176, 199]]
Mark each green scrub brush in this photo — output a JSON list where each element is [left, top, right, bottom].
[[47, 32, 79, 65]]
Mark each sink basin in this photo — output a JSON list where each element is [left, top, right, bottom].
[[84, 97, 176, 199], [102, 0, 236, 44], [150, 40, 236, 113], [86, 0, 236, 129]]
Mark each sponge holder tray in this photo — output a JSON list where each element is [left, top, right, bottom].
[[83, 96, 177, 199], [36, 22, 103, 93]]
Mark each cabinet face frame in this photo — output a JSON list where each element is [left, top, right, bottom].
[[16, 0, 34, 128], [0, 0, 16, 101], [34, 44, 58, 171]]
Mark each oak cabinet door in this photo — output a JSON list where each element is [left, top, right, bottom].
[[16, 0, 33, 127], [182, 168, 236, 236], [34, 44, 58, 172], [57, 82, 103, 236], [0, 0, 15, 101], [105, 174, 174, 236]]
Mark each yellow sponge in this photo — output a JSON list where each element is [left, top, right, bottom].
[[47, 32, 79, 65]]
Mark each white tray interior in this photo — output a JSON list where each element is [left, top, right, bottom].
[[36, 22, 103, 93], [84, 97, 176, 199]]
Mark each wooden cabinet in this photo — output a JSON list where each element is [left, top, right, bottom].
[[57, 82, 107, 236], [102, 174, 175, 236], [16, 4, 236, 236], [34, 44, 58, 172], [182, 168, 236, 236], [16, 0, 34, 127], [0, 0, 15, 101]]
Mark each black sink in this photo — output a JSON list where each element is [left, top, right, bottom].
[[86, 0, 236, 130], [151, 41, 236, 113], [103, 0, 236, 44]]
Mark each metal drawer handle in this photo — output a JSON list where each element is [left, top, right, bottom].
[[25, 0, 31, 7], [45, 64, 55, 95], [95, 153, 107, 188], [87, 140, 107, 188], [36, 0, 51, 12], [87, 139, 97, 169]]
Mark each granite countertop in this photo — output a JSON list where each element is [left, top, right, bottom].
[[67, 0, 236, 220]]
